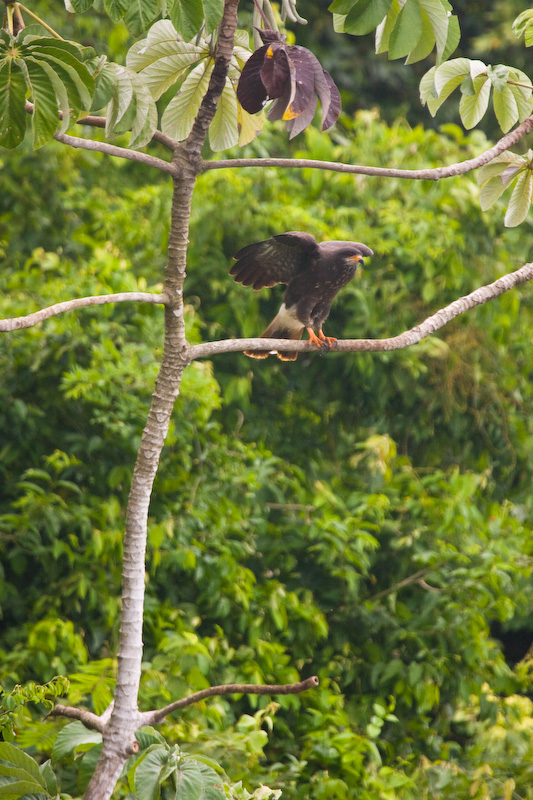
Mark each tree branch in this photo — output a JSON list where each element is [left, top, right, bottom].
[[188, 262, 533, 359], [0, 292, 166, 332], [140, 676, 320, 726], [53, 132, 177, 175], [50, 705, 106, 733], [202, 115, 533, 179]]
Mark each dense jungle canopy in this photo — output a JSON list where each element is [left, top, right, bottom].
[[1, 1, 533, 798]]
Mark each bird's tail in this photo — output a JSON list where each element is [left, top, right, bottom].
[[244, 306, 304, 361]]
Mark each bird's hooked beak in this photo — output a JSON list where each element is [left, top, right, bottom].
[[349, 254, 365, 267]]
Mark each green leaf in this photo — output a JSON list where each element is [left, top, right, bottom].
[[479, 174, 508, 211], [487, 63, 509, 91], [477, 156, 521, 185], [201, 0, 224, 34], [127, 21, 208, 101], [433, 57, 471, 96], [129, 73, 158, 148], [70, 0, 96, 11], [39, 760, 58, 796], [343, 0, 392, 36], [162, 60, 213, 141], [175, 759, 225, 800], [388, 0, 422, 60], [419, 0, 449, 63], [441, 13, 460, 61], [24, 58, 61, 148], [0, 743, 45, 786], [104, 63, 134, 135], [375, 0, 400, 55], [508, 68, 533, 121], [328, 0, 358, 14], [0, 779, 48, 798], [493, 84, 518, 133], [0, 61, 27, 149], [504, 169, 532, 227], [132, 745, 171, 800], [459, 74, 490, 128], [170, 0, 204, 40], [209, 77, 238, 152], [52, 721, 102, 762], [91, 63, 118, 111], [124, 0, 162, 36], [136, 727, 167, 749], [104, 0, 130, 21], [78, 744, 103, 794], [405, 9, 435, 64]]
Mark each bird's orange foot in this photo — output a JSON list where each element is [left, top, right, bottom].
[[318, 330, 337, 349], [306, 328, 324, 349]]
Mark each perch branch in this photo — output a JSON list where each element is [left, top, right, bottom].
[[53, 132, 177, 174], [202, 115, 533, 179], [0, 292, 166, 332], [188, 262, 533, 359], [140, 676, 320, 725], [50, 705, 105, 732]]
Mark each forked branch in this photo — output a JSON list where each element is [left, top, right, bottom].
[[50, 677, 319, 732]]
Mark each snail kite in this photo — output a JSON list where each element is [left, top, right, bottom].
[[231, 231, 373, 361]]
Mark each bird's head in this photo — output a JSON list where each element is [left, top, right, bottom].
[[322, 241, 374, 269]]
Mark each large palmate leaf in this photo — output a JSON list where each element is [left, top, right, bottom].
[[90, 62, 157, 147], [420, 57, 533, 132], [126, 20, 209, 100], [332, 0, 459, 64], [476, 152, 533, 227], [161, 60, 214, 140], [170, 0, 224, 39], [174, 758, 225, 800], [0, 34, 94, 149], [210, 77, 239, 151]]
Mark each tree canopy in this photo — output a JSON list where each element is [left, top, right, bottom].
[[1, 1, 533, 799]]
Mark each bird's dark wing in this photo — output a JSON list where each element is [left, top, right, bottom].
[[231, 231, 320, 290]]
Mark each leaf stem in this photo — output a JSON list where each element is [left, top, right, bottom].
[[5, 3, 14, 35], [16, 3, 65, 39], [508, 79, 533, 90]]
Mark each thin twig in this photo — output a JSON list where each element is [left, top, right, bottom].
[[0, 292, 166, 332], [202, 115, 533, 179], [366, 568, 437, 602], [188, 262, 533, 359], [140, 676, 319, 725]]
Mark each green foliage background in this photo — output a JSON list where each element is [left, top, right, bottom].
[[2, 3, 533, 799]]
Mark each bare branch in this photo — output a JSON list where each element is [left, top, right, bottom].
[[53, 132, 177, 175], [140, 676, 320, 726], [189, 262, 533, 359], [50, 705, 105, 732], [0, 292, 165, 332], [202, 115, 533, 179]]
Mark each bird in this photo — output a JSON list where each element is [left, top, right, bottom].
[[230, 231, 373, 360]]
